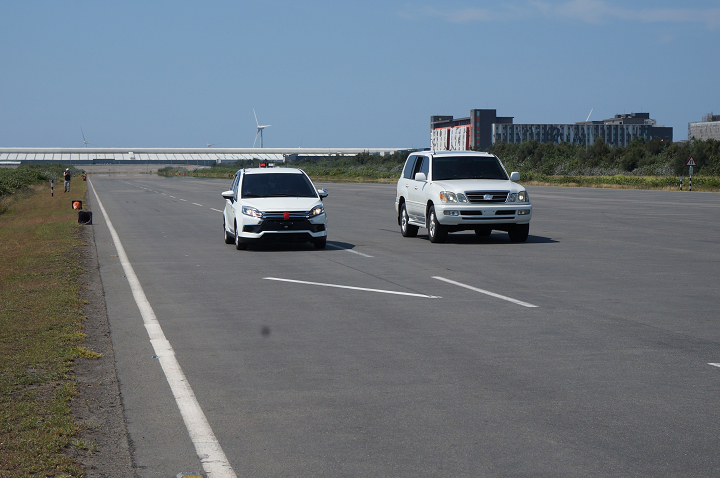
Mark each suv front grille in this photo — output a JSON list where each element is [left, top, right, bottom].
[[465, 191, 509, 203]]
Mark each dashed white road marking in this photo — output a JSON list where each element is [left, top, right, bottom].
[[88, 179, 237, 478], [264, 277, 440, 298], [210, 208, 223, 213], [179, 198, 187, 201], [326, 243, 373, 257], [192, 203, 203, 207], [709, 363, 720, 368], [432, 276, 538, 308]]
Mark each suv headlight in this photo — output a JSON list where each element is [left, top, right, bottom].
[[439, 191, 468, 203], [518, 190, 529, 202], [242, 206, 264, 218], [307, 204, 324, 218], [507, 193, 517, 202]]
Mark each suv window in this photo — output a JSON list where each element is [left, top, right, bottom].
[[402, 156, 417, 179], [412, 156, 429, 179], [432, 155, 508, 181], [241, 172, 317, 198]]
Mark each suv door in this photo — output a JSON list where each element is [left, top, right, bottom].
[[407, 155, 429, 221], [398, 155, 417, 210]]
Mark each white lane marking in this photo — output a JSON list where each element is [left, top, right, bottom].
[[88, 179, 237, 478], [326, 243, 373, 257], [179, 199, 187, 202], [210, 208, 223, 213], [432, 276, 538, 308], [264, 277, 440, 298], [192, 203, 203, 207], [709, 363, 720, 368], [169, 196, 176, 198]]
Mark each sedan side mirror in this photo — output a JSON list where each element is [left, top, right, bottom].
[[317, 188, 329, 201], [510, 172, 520, 182], [222, 190, 234, 203]]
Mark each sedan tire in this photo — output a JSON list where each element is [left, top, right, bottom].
[[224, 220, 234, 244], [235, 224, 248, 250]]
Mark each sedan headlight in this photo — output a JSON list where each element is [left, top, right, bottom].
[[518, 190, 529, 202], [242, 206, 264, 218], [307, 204, 324, 218], [439, 191, 468, 203]]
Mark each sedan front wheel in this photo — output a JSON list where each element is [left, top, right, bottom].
[[235, 224, 248, 250]]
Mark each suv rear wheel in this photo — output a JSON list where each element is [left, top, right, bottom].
[[427, 206, 448, 243], [400, 203, 418, 237]]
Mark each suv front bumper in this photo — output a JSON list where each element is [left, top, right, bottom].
[[438, 204, 532, 225]]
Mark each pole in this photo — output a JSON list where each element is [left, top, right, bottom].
[[689, 166, 693, 191], [679, 177, 683, 191], [50, 179, 54, 197]]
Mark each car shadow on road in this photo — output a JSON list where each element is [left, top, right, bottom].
[[236, 240, 360, 252], [380, 227, 557, 244], [420, 232, 558, 245]]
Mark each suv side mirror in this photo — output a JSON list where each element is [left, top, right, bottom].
[[222, 190, 234, 203], [414, 172, 427, 182], [510, 172, 520, 182]]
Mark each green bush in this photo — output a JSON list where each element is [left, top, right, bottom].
[[0, 164, 83, 197]]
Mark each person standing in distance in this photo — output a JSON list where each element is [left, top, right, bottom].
[[63, 168, 72, 192]]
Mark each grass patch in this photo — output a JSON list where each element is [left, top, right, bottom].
[[0, 180, 95, 477]]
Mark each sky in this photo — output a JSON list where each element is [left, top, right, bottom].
[[1, 0, 718, 149]]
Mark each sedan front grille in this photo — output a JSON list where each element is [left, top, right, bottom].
[[263, 211, 310, 220], [465, 191, 509, 203]]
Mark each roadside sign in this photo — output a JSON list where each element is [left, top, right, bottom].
[[686, 156, 697, 167]]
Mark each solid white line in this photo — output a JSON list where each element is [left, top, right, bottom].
[[432, 276, 538, 308], [88, 179, 237, 478], [326, 243, 373, 257], [264, 277, 440, 298], [709, 363, 720, 368]]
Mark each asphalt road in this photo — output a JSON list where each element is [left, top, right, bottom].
[[87, 173, 720, 477]]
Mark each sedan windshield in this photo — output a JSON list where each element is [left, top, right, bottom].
[[241, 172, 317, 198], [432, 156, 508, 181]]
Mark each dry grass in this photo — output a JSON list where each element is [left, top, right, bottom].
[[0, 181, 96, 477]]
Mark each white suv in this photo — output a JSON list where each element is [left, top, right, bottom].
[[222, 167, 328, 249], [395, 151, 531, 243]]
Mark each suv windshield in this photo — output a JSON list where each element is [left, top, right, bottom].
[[241, 172, 317, 198], [432, 156, 508, 181]]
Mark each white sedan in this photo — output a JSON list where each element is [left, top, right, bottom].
[[222, 167, 328, 250]]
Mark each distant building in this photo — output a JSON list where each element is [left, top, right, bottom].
[[431, 109, 673, 151], [688, 113, 720, 141]]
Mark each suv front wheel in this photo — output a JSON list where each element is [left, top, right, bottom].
[[427, 205, 448, 243], [508, 223, 529, 242]]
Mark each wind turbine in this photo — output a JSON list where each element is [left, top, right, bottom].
[[81, 128, 91, 147], [253, 109, 271, 148]]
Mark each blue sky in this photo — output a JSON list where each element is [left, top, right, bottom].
[[1, 0, 718, 148]]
